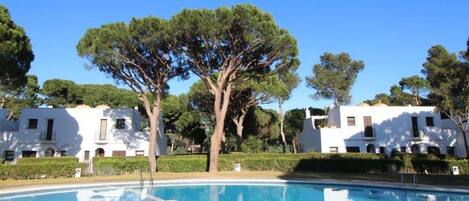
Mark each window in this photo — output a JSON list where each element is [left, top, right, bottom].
[[446, 147, 455, 156], [379, 147, 386, 154], [116, 119, 126, 129], [22, 151, 37, 158], [329, 147, 338, 153], [135, 150, 144, 156], [346, 147, 360, 153], [112, 150, 126, 157], [60, 150, 67, 157], [426, 117, 434, 127], [400, 146, 407, 153], [411, 117, 419, 138], [28, 119, 38, 129], [347, 117, 356, 126], [427, 146, 440, 155], [363, 116, 373, 137], [4, 151, 14, 161], [99, 119, 107, 140], [84, 151, 90, 161]]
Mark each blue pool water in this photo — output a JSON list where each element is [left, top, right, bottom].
[[1, 182, 469, 201]]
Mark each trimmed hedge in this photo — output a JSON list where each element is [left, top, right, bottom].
[[0, 157, 82, 180], [93, 153, 401, 175], [397, 154, 468, 175], [16, 157, 78, 164]]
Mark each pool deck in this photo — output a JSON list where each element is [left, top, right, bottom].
[[1, 171, 469, 195]]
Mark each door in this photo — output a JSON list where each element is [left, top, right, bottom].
[[363, 116, 373, 137], [99, 119, 107, 140], [411, 117, 419, 137], [46, 119, 54, 140]]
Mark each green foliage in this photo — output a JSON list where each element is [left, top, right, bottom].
[[398, 75, 429, 106], [397, 154, 468, 175], [41, 79, 81, 107], [162, 93, 208, 149], [244, 107, 280, 143], [422, 45, 467, 113], [93, 153, 401, 175], [0, 157, 81, 179], [77, 84, 139, 108], [16, 156, 78, 164], [171, 4, 299, 80], [241, 136, 263, 153], [0, 5, 34, 92], [41, 79, 139, 108], [422, 42, 469, 157], [4, 75, 42, 119], [365, 84, 418, 106], [306, 52, 364, 106], [284, 109, 305, 141]]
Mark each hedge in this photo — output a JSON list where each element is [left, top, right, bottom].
[[0, 157, 83, 180], [397, 154, 468, 175], [16, 157, 78, 164], [93, 153, 401, 175]]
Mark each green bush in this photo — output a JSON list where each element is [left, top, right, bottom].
[[0, 157, 81, 179], [396, 153, 468, 175], [16, 156, 78, 164], [93, 153, 400, 175], [241, 136, 263, 153]]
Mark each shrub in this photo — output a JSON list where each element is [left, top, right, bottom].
[[16, 157, 78, 164], [241, 136, 263, 153], [396, 153, 468, 175], [93, 153, 400, 175], [0, 157, 81, 180]]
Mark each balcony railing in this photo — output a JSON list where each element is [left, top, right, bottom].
[[39, 131, 56, 142], [411, 129, 425, 141], [363, 128, 376, 140]]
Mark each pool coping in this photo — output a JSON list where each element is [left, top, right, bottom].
[[1, 178, 469, 197]]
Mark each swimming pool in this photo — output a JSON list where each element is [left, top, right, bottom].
[[1, 180, 468, 201]]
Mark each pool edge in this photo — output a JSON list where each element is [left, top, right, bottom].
[[1, 178, 469, 196]]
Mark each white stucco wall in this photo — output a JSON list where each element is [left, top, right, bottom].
[[299, 105, 465, 157], [0, 107, 166, 162]]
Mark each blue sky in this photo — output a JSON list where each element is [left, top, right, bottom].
[[2, 0, 469, 110]]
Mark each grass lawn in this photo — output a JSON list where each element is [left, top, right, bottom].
[[1, 171, 469, 190]]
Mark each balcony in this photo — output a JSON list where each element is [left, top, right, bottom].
[[363, 128, 376, 140], [39, 131, 56, 143], [411, 130, 425, 141], [94, 131, 108, 144]]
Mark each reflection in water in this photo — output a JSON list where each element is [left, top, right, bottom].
[[1, 184, 469, 201]]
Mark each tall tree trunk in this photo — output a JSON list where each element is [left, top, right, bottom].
[[292, 137, 297, 153], [141, 92, 162, 173], [456, 116, 469, 160], [0, 97, 4, 108], [233, 110, 247, 151], [170, 136, 175, 152], [278, 99, 287, 153], [208, 83, 232, 173]]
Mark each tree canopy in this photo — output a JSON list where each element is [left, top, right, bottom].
[[398, 75, 429, 106], [170, 4, 299, 172], [422, 43, 469, 158], [4, 75, 41, 119], [0, 5, 34, 100], [306, 52, 364, 106]]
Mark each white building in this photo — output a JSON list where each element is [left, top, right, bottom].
[[0, 105, 166, 163], [299, 103, 466, 157]]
